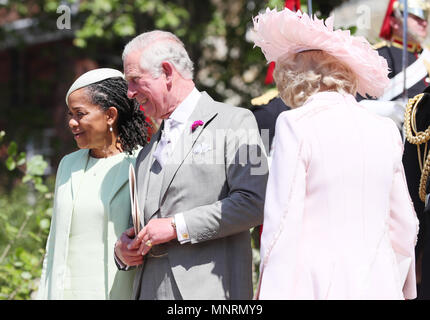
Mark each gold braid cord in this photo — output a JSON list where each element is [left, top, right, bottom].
[[404, 93, 430, 202]]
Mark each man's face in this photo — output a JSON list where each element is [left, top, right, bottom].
[[393, 13, 429, 43], [124, 50, 170, 119], [407, 13, 428, 41]]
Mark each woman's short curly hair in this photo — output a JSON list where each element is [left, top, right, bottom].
[[273, 50, 359, 108], [86, 77, 150, 154]]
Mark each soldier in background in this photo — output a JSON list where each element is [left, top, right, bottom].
[[250, 89, 290, 158], [403, 86, 430, 299], [358, 0, 430, 130], [380, 0, 430, 299]]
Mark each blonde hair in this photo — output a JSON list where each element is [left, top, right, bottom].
[[273, 50, 358, 108]]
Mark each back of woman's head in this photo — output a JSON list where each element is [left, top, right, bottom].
[[274, 50, 358, 108], [86, 77, 149, 154]]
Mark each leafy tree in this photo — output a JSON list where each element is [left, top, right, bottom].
[[0, 131, 52, 300], [1, 0, 349, 108]]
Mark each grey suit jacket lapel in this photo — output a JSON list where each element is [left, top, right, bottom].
[[137, 128, 161, 226], [153, 92, 218, 218]]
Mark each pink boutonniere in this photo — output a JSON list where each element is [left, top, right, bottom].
[[191, 120, 204, 132]]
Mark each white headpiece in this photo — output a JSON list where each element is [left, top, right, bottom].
[[65, 68, 124, 105]]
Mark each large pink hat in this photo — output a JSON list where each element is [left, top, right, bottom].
[[252, 8, 390, 98]]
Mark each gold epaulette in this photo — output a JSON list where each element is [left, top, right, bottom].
[[404, 93, 429, 203], [251, 88, 279, 106], [372, 40, 388, 50]]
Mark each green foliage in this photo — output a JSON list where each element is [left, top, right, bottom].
[[24, 156, 49, 194], [0, 0, 351, 121], [73, 0, 192, 47], [1, 0, 349, 108], [0, 132, 53, 300], [267, 0, 285, 9]]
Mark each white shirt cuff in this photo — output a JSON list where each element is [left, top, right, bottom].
[[175, 213, 191, 244]]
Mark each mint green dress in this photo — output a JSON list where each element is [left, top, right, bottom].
[[37, 149, 137, 300], [63, 154, 123, 299]]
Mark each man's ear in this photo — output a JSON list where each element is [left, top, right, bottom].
[[106, 106, 118, 127], [162, 61, 174, 84], [390, 16, 401, 31]]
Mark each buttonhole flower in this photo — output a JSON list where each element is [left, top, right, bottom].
[[191, 120, 204, 132]]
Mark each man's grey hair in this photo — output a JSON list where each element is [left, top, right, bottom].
[[122, 30, 194, 80]]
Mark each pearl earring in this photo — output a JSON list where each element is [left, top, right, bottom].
[[109, 125, 113, 132]]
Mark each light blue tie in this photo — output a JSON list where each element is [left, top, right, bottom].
[[153, 119, 174, 168], [144, 119, 172, 222]]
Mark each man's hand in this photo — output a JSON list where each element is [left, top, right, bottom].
[[128, 218, 177, 256], [115, 228, 144, 266]]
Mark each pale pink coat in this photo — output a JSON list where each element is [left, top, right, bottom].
[[257, 92, 419, 300]]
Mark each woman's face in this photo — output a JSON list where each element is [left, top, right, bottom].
[[67, 88, 110, 151]]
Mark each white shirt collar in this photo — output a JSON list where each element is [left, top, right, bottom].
[[168, 87, 201, 124]]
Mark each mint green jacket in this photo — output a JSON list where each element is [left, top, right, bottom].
[[37, 148, 138, 300]]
